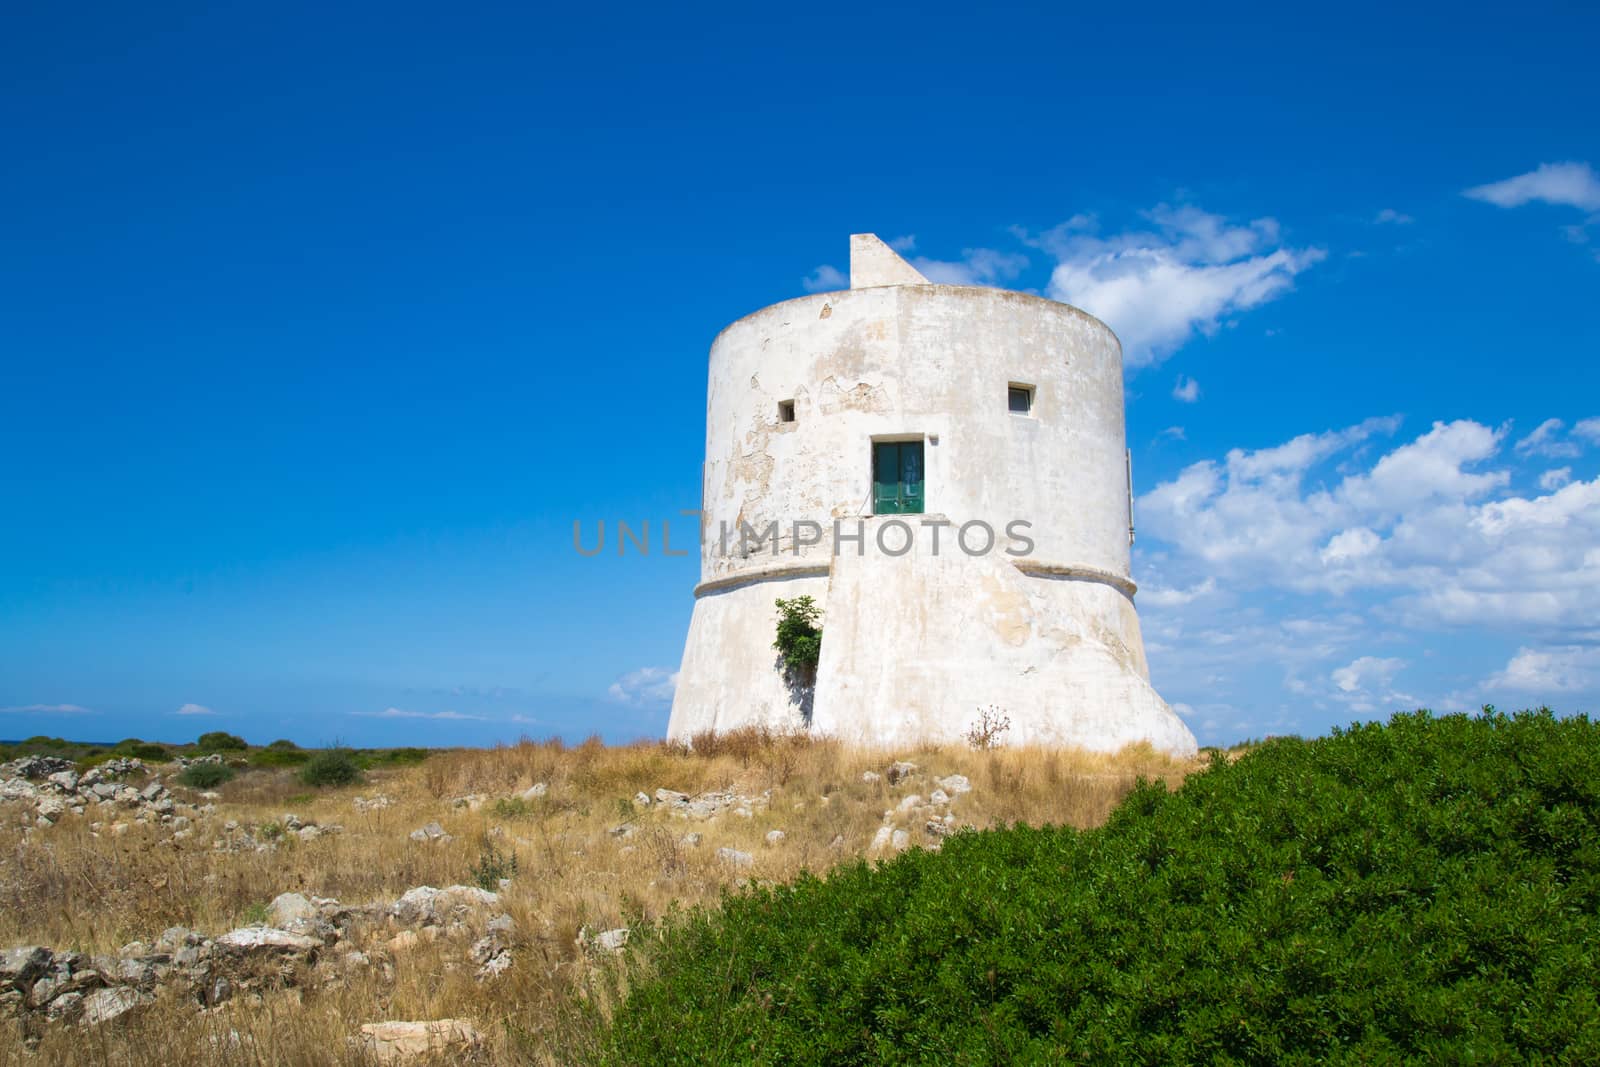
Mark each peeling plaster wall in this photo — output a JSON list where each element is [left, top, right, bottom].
[[667, 282, 1196, 756]]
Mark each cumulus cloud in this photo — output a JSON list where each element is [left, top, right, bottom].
[[1029, 205, 1325, 367], [1485, 646, 1600, 693], [1514, 418, 1582, 459], [1540, 467, 1573, 490], [175, 703, 217, 716], [0, 703, 92, 714], [909, 247, 1029, 287], [1138, 416, 1600, 631], [607, 667, 679, 706], [352, 707, 487, 720], [1464, 162, 1600, 212], [1332, 656, 1405, 693], [1172, 375, 1201, 403], [800, 264, 848, 293]]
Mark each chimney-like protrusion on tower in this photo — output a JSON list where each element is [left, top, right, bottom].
[[849, 233, 930, 289]]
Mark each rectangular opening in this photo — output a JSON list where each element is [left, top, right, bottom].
[[777, 399, 796, 423], [1008, 384, 1034, 415], [871, 439, 924, 515]]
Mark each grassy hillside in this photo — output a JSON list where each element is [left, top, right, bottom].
[[595, 711, 1600, 1064]]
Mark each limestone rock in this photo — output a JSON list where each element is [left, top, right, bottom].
[[765, 829, 786, 846], [715, 847, 754, 868], [267, 892, 317, 927], [886, 761, 918, 784], [389, 885, 498, 928], [80, 986, 152, 1027], [214, 927, 322, 958], [356, 1019, 484, 1064], [519, 782, 547, 801], [408, 821, 450, 844], [937, 774, 972, 795]]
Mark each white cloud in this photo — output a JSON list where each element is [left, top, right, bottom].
[[887, 235, 917, 252], [1464, 162, 1600, 212], [0, 703, 92, 714], [1514, 418, 1581, 459], [1573, 417, 1600, 443], [1172, 375, 1201, 403], [801, 264, 847, 293], [1332, 656, 1405, 693], [1540, 467, 1573, 490], [1485, 646, 1600, 693], [1031, 204, 1325, 367], [1140, 577, 1216, 607], [1159, 426, 1187, 441], [607, 667, 679, 706], [1139, 416, 1600, 633], [352, 707, 487, 721], [910, 248, 1029, 287], [175, 703, 217, 716], [1374, 208, 1414, 225]]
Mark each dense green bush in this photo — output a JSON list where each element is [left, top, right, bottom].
[[114, 739, 172, 761], [267, 738, 299, 750], [193, 731, 248, 753], [249, 747, 310, 767], [299, 748, 364, 787], [598, 710, 1600, 1064], [772, 596, 822, 676], [365, 746, 430, 767], [177, 762, 235, 789]]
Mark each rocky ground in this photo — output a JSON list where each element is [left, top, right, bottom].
[[0, 738, 1194, 1064]]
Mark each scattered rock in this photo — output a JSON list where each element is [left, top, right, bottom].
[[930, 789, 950, 805], [267, 893, 318, 927], [593, 928, 629, 953], [355, 1019, 484, 1065], [80, 986, 152, 1027], [519, 782, 548, 801], [765, 829, 786, 846], [861, 771, 881, 784], [896, 794, 922, 814], [937, 774, 972, 795], [680, 832, 703, 848], [886, 761, 918, 785], [408, 822, 451, 844], [633, 791, 652, 807], [870, 826, 893, 852], [891, 829, 910, 851], [389, 885, 499, 928], [716, 847, 754, 868], [353, 794, 394, 812]]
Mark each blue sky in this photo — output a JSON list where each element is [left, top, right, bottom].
[[3, 2, 1596, 747]]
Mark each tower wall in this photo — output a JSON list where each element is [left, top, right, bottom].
[[667, 272, 1196, 756]]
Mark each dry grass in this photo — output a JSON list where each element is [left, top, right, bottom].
[[0, 731, 1201, 1064]]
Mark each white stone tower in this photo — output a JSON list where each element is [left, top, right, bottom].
[[666, 235, 1197, 756]]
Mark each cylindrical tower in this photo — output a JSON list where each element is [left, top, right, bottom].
[[667, 235, 1196, 756]]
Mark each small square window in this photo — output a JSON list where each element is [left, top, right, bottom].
[[1008, 385, 1034, 415], [778, 400, 796, 423]]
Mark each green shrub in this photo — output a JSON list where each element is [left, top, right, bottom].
[[267, 738, 299, 750], [367, 746, 430, 766], [249, 747, 310, 767], [772, 596, 822, 677], [177, 762, 235, 789], [470, 838, 519, 891], [114, 740, 172, 761], [597, 709, 1600, 1064], [193, 731, 248, 753], [299, 748, 364, 788]]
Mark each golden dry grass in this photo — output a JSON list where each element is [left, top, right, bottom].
[[0, 731, 1201, 1064]]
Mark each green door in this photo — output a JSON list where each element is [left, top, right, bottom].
[[872, 441, 925, 515]]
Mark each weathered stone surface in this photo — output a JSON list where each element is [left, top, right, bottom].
[[44, 990, 83, 1022], [869, 826, 893, 852], [594, 928, 628, 952], [0, 946, 52, 987], [896, 794, 922, 813], [886, 761, 918, 785], [268, 892, 317, 927], [356, 1019, 483, 1064], [80, 986, 152, 1027], [408, 821, 450, 843], [519, 782, 547, 801], [214, 927, 322, 957], [653, 788, 687, 805], [389, 885, 498, 928], [938, 774, 972, 795], [765, 829, 787, 846], [716, 847, 754, 868], [891, 829, 910, 851]]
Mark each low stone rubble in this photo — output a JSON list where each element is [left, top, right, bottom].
[[0, 884, 514, 1039], [0, 757, 197, 833]]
